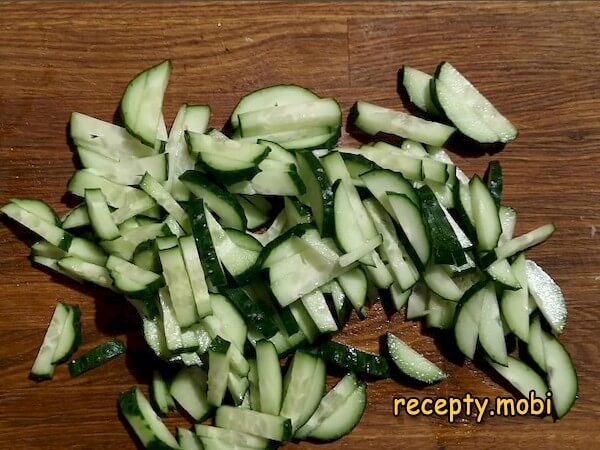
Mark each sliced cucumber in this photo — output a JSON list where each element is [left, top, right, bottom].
[[526, 260, 567, 335], [159, 245, 198, 328], [256, 340, 283, 416], [215, 405, 292, 442], [140, 172, 191, 233], [151, 369, 175, 415], [30, 302, 71, 380], [120, 59, 172, 147], [177, 428, 203, 450], [51, 304, 81, 364], [170, 366, 213, 422], [470, 175, 501, 252], [478, 285, 508, 365], [195, 424, 269, 449], [312, 341, 390, 379], [68, 339, 126, 376], [401, 66, 443, 116], [487, 355, 547, 400], [454, 281, 488, 359], [434, 61, 517, 144], [500, 253, 530, 342], [296, 151, 334, 237], [350, 101, 455, 146], [179, 235, 212, 319], [388, 193, 430, 269], [386, 332, 447, 383]]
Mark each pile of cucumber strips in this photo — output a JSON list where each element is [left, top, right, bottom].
[[2, 59, 577, 449]]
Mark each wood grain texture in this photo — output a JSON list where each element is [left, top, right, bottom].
[[1, 1, 599, 449]]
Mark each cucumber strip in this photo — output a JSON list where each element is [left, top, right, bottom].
[[10, 198, 59, 225], [350, 101, 455, 146], [417, 185, 467, 266], [312, 341, 390, 378], [426, 292, 457, 330], [288, 300, 320, 344], [30, 302, 71, 380], [57, 256, 113, 288], [118, 387, 179, 450], [296, 151, 334, 237], [423, 264, 462, 301], [84, 189, 120, 240], [195, 424, 268, 449], [526, 260, 567, 335], [61, 204, 90, 229], [215, 406, 293, 442], [499, 205, 517, 244], [337, 267, 368, 317], [120, 60, 172, 146], [230, 84, 319, 129], [391, 283, 412, 311], [360, 169, 418, 215], [69, 237, 108, 266], [151, 369, 175, 415], [401, 66, 443, 116], [239, 98, 341, 137], [178, 428, 203, 450], [159, 245, 198, 328], [284, 197, 312, 228], [481, 223, 556, 268], [487, 258, 521, 290], [295, 372, 359, 439], [221, 288, 278, 339], [487, 356, 548, 400], [364, 251, 394, 289], [478, 285, 508, 365], [406, 282, 429, 319], [364, 198, 419, 290], [454, 281, 489, 359], [340, 145, 421, 182], [111, 197, 158, 226], [209, 294, 248, 353], [31, 255, 83, 283], [280, 352, 326, 433], [170, 366, 213, 422], [386, 332, 447, 383], [68, 339, 126, 376], [247, 359, 261, 411], [434, 62, 517, 144], [157, 287, 185, 353], [470, 175, 501, 251], [101, 223, 164, 261], [388, 193, 430, 269], [337, 236, 381, 268], [187, 199, 227, 287], [180, 170, 246, 230], [179, 235, 212, 319], [51, 304, 81, 364], [67, 169, 152, 210], [539, 326, 578, 418], [308, 382, 367, 441], [227, 371, 249, 407], [2, 202, 72, 250], [255, 340, 283, 416], [107, 255, 165, 300], [237, 196, 269, 230], [140, 172, 191, 233], [301, 290, 338, 334], [167, 104, 211, 200], [70, 112, 156, 160], [484, 160, 503, 207], [207, 336, 232, 406]]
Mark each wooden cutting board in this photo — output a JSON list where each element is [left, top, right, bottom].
[[1, 2, 599, 449]]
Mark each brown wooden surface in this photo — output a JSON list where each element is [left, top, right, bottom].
[[1, 1, 599, 449]]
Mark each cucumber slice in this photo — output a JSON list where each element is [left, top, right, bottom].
[[386, 332, 447, 383], [296, 151, 334, 237], [84, 189, 120, 240], [388, 193, 430, 269], [157, 287, 185, 353], [215, 405, 292, 442], [207, 336, 232, 406], [230, 84, 319, 129], [423, 264, 462, 301], [180, 170, 246, 230], [500, 254, 529, 341], [68, 339, 126, 376], [527, 315, 547, 371], [434, 61, 517, 144], [526, 260, 567, 335], [280, 352, 326, 432], [179, 235, 212, 319], [237, 196, 269, 230], [209, 294, 248, 353], [51, 304, 81, 364], [486, 258, 521, 290], [484, 160, 503, 207], [360, 169, 417, 215], [10, 198, 59, 226], [454, 281, 489, 359], [57, 256, 113, 288], [151, 369, 175, 415], [470, 175, 501, 252], [406, 282, 429, 320], [222, 288, 278, 339], [478, 285, 508, 365], [140, 172, 191, 233], [70, 112, 156, 160], [337, 267, 368, 317], [177, 428, 203, 450], [487, 356, 547, 400], [159, 245, 198, 328], [295, 372, 359, 439], [61, 204, 90, 229], [101, 223, 164, 261], [118, 387, 179, 450], [227, 372, 249, 406], [350, 101, 455, 146], [312, 341, 390, 379], [229, 165, 306, 196], [30, 302, 71, 380], [255, 340, 283, 416], [308, 382, 367, 441], [499, 205, 517, 244], [170, 366, 213, 422], [301, 290, 338, 334], [120, 60, 172, 147], [401, 66, 443, 117], [426, 293, 457, 330], [194, 424, 270, 449]]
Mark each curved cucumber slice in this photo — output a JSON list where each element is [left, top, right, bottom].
[[387, 332, 447, 383], [30, 302, 71, 380], [487, 355, 547, 399], [170, 366, 212, 422], [51, 304, 81, 364], [401, 66, 443, 117], [120, 60, 172, 147], [308, 381, 367, 441], [68, 339, 126, 376], [296, 152, 334, 238], [501, 253, 530, 342], [526, 260, 567, 335]]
